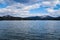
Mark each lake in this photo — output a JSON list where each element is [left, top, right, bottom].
[[0, 20, 60, 40]]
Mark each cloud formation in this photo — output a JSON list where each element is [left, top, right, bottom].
[[0, 0, 60, 17]]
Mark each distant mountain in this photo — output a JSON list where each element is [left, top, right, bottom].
[[0, 15, 60, 20], [40, 15, 54, 20], [24, 15, 54, 20], [24, 16, 42, 20], [0, 15, 22, 20], [54, 16, 60, 20]]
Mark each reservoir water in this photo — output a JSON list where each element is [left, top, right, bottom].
[[0, 20, 60, 40]]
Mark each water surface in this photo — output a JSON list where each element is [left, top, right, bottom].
[[0, 20, 60, 40]]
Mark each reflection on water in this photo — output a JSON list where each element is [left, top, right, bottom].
[[0, 21, 60, 40]]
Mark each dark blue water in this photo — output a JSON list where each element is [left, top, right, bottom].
[[0, 20, 60, 40]]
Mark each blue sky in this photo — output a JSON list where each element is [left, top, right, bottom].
[[0, 3, 7, 8], [30, 6, 48, 14], [0, 0, 60, 17]]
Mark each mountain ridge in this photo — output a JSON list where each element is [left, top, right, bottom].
[[0, 15, 60, 20]]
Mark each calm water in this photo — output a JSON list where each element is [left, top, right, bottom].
[[0, 20, 60, 40]]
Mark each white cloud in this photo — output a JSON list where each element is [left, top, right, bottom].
[[41, 0, 60, 17], [23, 3, 41, 11], [0, 0, 60, 17], [46, 8, 60, 17], [53, 0, 60, 4], [0, 2, 41, 17], [42, 1, 51, 5], [47, 8, 56, 13]]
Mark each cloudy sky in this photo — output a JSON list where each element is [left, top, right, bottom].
[[0, 0, 60, 17]]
